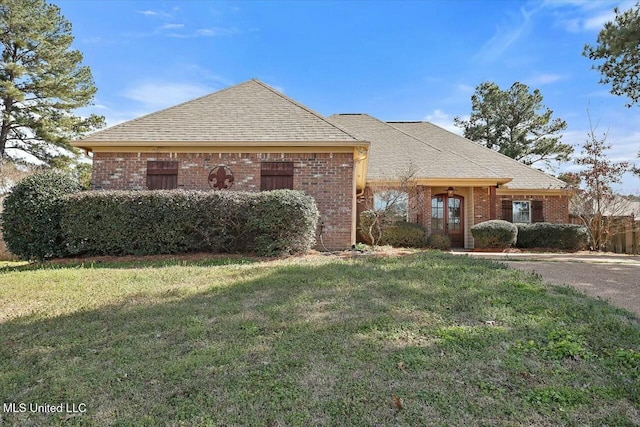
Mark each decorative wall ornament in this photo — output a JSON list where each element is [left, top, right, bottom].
[[208, 166, 235, 190]]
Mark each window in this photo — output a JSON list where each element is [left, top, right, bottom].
[[147, 160, 178, 190], [374, 190, 408, 220], [512, 201, 531, 223], [261, 162, 293, 191]]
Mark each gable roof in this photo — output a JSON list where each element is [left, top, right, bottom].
[[388, 121, 567, 190], [329, 114, 509, 184], [76, 79, 361, 146]]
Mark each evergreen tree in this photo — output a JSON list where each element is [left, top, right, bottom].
[[0, 0, 104, 164]]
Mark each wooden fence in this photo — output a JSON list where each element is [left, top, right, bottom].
[[570, 215, 640, 255]]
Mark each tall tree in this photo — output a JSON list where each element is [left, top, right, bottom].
[[573, 118, 630, 251], [454, 82, 571, 166], [583, 2, 640, 107], [0, 0, 104, 164]]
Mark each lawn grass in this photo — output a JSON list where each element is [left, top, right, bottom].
[[0, 251, 638, 426]]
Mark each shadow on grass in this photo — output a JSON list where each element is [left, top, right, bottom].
[[1, 252, 638, 426], [0, 253, 260, 273]]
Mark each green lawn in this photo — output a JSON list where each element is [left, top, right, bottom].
[[0, 252, 638, 426]]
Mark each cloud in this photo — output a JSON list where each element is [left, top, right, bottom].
[[424, 109, 464, 135], [195, 27, 240, 37], [543, 0, 634, 33], [138, 10, 158, 16], [160, 23, 185, 30], [474, 6, 537, 63], [526, 73, 566, 85], [122, 81, 214, 110]]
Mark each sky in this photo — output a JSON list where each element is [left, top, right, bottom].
[[57, 0, 640, 194]]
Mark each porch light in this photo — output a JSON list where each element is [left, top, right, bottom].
[[447, 187, 455, 197]]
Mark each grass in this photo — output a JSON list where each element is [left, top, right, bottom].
[[0, 251, 638, 426]]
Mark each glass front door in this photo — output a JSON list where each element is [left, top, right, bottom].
[[431, 194, 464, 247]]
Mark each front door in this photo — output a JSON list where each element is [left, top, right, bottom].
[[431, 194, 464, 247]]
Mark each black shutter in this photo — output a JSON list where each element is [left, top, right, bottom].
[[532, 200, 544, 223], [261, 162, 294, 191], [501, 200, 513, 222]]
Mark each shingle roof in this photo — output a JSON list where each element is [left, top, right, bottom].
[[388, 121, 567, 190], [78, 79, 360, 144], [329, 114, 505, 181]]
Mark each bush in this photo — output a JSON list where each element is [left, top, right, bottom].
[[247, 190, 319, 256], [426, 233, 451, 251], [471, 220, 518, 249], [381, 221, 427, 248], [1, 170, 79, 260], [517, 223, 589, 251], [60, 189, 318, 257]]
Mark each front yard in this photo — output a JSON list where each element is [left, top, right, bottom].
[[0, 252, 638, 425]]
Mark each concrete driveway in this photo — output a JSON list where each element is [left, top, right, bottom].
[[454, 252, 640, 316]]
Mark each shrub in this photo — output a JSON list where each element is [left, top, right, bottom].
[[426, 233, 451, 251], [380, 221, 427, 248], [359, 210, 382, 245], [1, 170, 80, 260], [517, 223, 589, 251], [246, 190, 319, 256], [471, 220, 518, 249], [60, 189, 318, 257]]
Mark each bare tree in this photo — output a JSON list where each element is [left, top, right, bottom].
[[572, 117, 630, 251], [359, 165, 419, 246]]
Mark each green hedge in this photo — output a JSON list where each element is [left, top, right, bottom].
[[516, 223, 589, 251], [426, 233, 451, 251], [471, 220, 518, 249], [359, 211, 426, 247], [60, 190, 319, 257], [382, 221, 427, 248], [1, 170, 79, 260]]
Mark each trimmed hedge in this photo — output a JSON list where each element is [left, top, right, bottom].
[[359, 211, 426, 247], [426, 233, 451, 251], [382, 221, 427, 248], [471, 220, 518, 249], [517, 223, 589, 251], [61, 190, 319, 257], [2, 170, 79, 260]]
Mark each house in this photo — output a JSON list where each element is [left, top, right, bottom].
[[73, 79, 570, 250]]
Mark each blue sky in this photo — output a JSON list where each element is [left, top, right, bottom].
[[59, 0, 639, 194]]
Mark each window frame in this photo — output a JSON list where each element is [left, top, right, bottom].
[[512, 200, 532, 224]]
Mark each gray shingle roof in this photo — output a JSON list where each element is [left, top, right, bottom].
[[78, 79, 360, 144], [389, 121, 567, 190], [329, 114, 506, 182]]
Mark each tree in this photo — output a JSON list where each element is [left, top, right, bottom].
[[584, 2, 640, 107], [572, 117, 630, 251], [0, 0, 104, 165], [454, 82, 572, 166]]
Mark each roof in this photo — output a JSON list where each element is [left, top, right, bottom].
[[329, 114, 507, 183], [387, 121, 568, 190], [77, 79, 361, 145]]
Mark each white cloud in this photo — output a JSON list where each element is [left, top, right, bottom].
[[122, 81, 213, 110], [161, 23, 185, 30], [424, 109, 464, 135], [138, 10, 157, 16], [195, 27, 240, 37], [526, 73, 566, 85], [474, 6, 537, 63]]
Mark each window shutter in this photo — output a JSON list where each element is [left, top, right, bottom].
[[147, 161, 178, 190], [261, 162, 294, 191], [532, 200, 544, 223], [501, 200, 513, 222]]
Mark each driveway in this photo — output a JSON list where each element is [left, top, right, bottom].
[[453, 252, 640, 316]]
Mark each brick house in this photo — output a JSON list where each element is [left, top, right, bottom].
[[73, 79, 570, 250]]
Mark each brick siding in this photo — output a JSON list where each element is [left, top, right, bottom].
[[92, 151, 355, 250]]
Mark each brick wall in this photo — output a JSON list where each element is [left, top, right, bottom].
[[92, 151, 355, 250]]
